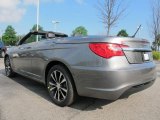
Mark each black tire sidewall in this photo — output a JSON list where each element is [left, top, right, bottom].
[[5, 57, 15, 77], [47, 65, 75, 107]]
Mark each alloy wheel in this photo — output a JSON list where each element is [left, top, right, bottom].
[[5, 58, 11, 76], [48, 70, 68, 102]]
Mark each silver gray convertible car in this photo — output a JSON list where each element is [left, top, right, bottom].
[[4, 31, 156, 107]]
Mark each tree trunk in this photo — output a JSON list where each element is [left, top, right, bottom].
[[107, 26, 110, 36]]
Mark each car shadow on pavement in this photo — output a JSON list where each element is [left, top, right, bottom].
[[11, 75, 114, 110], [0, 71, 115, 111], [0, 70, 141, 111]]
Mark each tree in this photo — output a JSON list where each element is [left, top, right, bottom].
[[3, 25, 17, 45], [150, 0, 160, 51], [72, 26, 88, 36], [31, 24, 44, 31], [16, 35, 25, 41], [97, 0, 126, 36], [28, 24, 44, 43], [117, 29, 128, 37]]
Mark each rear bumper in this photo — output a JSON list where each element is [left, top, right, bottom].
[[72, 62, 156, 100]]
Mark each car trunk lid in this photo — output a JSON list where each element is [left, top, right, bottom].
[[57, 36, 153, 64], [121, 39, 152, 64]]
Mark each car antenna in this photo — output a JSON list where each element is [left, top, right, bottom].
[[132, 25, 142, 38]]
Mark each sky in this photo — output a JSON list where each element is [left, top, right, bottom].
[[0, 0, 154, 41]]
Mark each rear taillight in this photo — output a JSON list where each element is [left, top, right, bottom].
[[89, 43, 128, 59]]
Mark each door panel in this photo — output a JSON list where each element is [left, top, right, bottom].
[[12, 44, 33, 75], [30, 41, 48, 80], [12, 33, 39, 75], [12, 33, 47, 79]]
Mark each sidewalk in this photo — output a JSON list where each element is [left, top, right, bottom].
[[154, 60, 160, 64], [0, 58, 4, 67], [0, 58, 4, 74]]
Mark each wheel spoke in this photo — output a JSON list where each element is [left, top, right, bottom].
[[49, 82, 56, 86], [51, 73, 57, 83], [54, 71, 58, 82], [6, 60, 9, 66], [54, 90, 58, 99], [61, 88, 67, 93], [6, 67, 9, 70], [60, 89, 66, 99], [57, 90, 60, 101], [58, 72, 63, 83], [60, 78, 66, 84], [6, 66, 11, 69], [49, 86, 56, 92]]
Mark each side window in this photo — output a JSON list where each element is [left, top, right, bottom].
[[22, 34, 45, 45]]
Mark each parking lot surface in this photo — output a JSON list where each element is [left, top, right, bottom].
[[0, 58, 160, 120]]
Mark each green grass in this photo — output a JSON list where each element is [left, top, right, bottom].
[[152, 51, 160, 60]]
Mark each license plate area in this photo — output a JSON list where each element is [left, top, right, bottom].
[[124, 51, 152, 64], [143, 52, 150, 61]]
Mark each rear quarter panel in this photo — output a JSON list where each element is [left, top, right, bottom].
[[40, 41, 131, 93]]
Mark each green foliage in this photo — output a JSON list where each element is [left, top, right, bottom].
[[72, 26, 88, 36], [31, 24, 44, 32], [28, 24, 44, 43], [117, 29, 128, 37], [26, 35, 38, 44], [152, 51, 160, 60], [3, 25, 17, 45], [16, 35, 25, 41], [1, 24, 44, 46]]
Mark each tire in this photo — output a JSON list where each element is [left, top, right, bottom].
[[4, 57, 15, 77], [47, 65, 77, 107], [1, 51, 5, 58]]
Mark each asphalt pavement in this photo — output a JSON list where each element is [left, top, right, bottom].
[[0, 58, 160, 120]]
